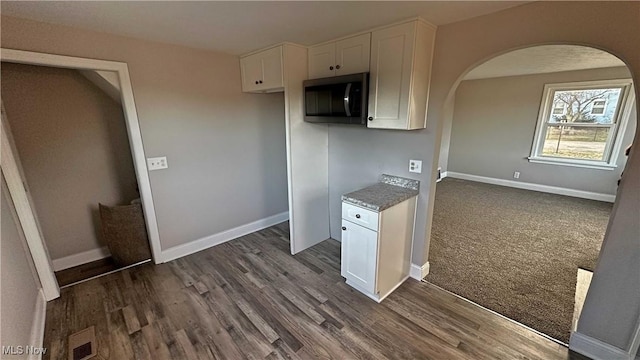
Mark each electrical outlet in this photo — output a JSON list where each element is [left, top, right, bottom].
[[514, 171, 520, 179], [409, 160, 422, 174], [147, 156, 168, 171]]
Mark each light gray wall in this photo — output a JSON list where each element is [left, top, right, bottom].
[[437, 95, 455, 173], [446, 66, 635, 195], [328, 125, 431, 249], [1, 177, 42, 351], [2, 63, 139, 260], [1, 15, 289, 251]]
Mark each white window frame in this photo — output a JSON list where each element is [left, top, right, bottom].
[[590, 98, 607, 115], [529, 79, 635, 170]]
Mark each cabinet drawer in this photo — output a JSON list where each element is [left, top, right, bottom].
[[342, 202, 378, 231]]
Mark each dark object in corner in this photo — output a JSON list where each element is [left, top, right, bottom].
[[619, 144, 633, 186], [99, 203, 151, 266]]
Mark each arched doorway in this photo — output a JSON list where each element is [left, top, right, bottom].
[[427, 44, 636, 344]]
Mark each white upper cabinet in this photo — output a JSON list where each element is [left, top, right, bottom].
[[240, 45, 284, 93], [308, 43, 336, 79], [308, 33, 371, 79], [367, 20, 436, 130]]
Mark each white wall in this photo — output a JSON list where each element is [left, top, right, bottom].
[[446, 66, 635, 196], [0, 15, 289, 254], [1, 176, 43, 353]]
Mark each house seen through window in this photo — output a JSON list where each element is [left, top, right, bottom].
[[530, 79, 634, 168]]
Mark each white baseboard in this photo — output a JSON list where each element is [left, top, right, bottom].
[[161, 211, 289, 263], [28, 289, 47, 360], [441, 171, 448, 179], [410, 262, 430, 280], [446, 172, 615, 203], [570, 331, 634, 360], [52, 246, 111, 271]]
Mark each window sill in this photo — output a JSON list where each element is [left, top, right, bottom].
[[528, 157, 617, 171]]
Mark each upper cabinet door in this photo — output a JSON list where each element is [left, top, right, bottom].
[[309, 33, 371, 79], [240, 46, 284, 93], [368, 21, 436, 130], [240, 54, 264, 92], [335, 33, 370, 76], [368, 22, 415, 130], [260, 46, 284, 90], [308, 42, 336, 79]]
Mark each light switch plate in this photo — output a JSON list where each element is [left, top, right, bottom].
[[409, 159, 422, 173], [147, 156, 168, 171]]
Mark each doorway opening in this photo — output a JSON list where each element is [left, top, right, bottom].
[[428, 45, 636, 344], [0, 49, 162, 300], [1, 62, 152, 287]]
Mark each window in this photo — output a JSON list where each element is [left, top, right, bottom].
[[590, 99, 607, 115], [529, 79, 634, 170], [552, 101, 566, 115]]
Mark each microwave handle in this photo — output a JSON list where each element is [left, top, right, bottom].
[[343, 83, 352, 117]]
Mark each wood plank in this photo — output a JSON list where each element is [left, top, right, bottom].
[[235, 298, 281, 344], [122, 305, 141, 334], [175, 328, 200, 360], [278, 288, 326, 325], [141, 323, 172, 360]]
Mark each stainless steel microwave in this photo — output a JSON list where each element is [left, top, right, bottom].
[[303, 72, 368, 125]]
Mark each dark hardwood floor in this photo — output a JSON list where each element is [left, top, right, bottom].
[[55, 257, 121, 287], [44, 222, 590, 359]]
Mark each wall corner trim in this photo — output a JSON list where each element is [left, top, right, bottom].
[[446, 172, 616, 203], [570, 331, 634, 360], [51, 247, 111, 271], [410, 261, 430, 280], [28, 289, 47, 360], [160, 211, 290, 263]]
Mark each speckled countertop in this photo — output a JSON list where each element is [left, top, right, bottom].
[[341, 174, 419, 212]]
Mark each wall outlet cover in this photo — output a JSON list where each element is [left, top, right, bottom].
[[147, 156, 168, 171], [409, 160, 422, 173]]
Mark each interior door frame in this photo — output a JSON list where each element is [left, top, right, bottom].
[[0, 48, 163, 300]]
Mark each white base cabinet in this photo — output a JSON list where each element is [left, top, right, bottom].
[[341, 218, 378, 294], [340, 197, 417, 302]]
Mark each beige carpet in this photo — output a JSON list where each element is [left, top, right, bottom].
[[426, 178, 612, 343]]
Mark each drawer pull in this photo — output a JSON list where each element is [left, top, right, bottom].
[[342, 226, 347, 231], [355, 214, 361, 219]]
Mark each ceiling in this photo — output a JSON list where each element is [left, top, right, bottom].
[[464, 45, 627, 80], [1, 1, 530, 55]]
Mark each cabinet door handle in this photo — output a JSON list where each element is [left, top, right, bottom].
[[355, 214, 361, 219], [336, 65, 341, 70], [329, 66, 334, 70], [255, 81, 259, 84], [368, 117, 373, 121], [259, 80, 263, 84], [341, 226, 347, 231]]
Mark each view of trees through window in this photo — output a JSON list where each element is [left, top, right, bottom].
[[541, 86, 623, 161]]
